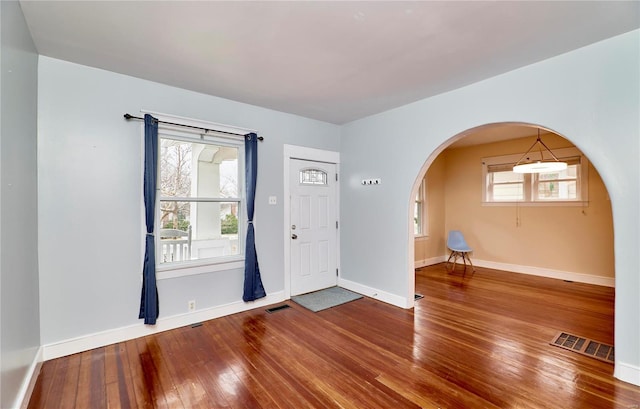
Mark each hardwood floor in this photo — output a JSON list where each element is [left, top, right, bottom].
[[28, 264, 640, 408]]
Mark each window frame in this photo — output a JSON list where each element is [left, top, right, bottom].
[[482, 147, 588, 206], [532, 157, 581, 201], [485, 163, 527, 202], [143, 111, 253, 279], [414, 178, 429, 238]]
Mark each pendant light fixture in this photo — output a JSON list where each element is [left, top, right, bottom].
[[513, 129, 567, 173]]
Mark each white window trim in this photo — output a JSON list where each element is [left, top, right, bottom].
[[142, 110, 252, 280], [157, 258, 245, 280], [482, 147, 589, 207], [414, 178, 429, 238]]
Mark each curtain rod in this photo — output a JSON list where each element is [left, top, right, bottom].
[[123, 113, 263, 141]]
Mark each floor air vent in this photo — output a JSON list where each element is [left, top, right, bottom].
[[266, 304, 291, 314], [550, 332, 614, 364]]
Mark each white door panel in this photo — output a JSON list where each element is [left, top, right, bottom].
[[290, 159, 337, 296]]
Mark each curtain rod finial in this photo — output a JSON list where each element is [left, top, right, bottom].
[[124, 113, 133, 120]]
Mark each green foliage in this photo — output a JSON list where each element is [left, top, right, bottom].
[[221, 213, 238, 234], [162, 219, 190, 231]]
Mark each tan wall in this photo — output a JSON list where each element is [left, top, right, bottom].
[[416, 134, 614, 279]]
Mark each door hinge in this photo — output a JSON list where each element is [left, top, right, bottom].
[[336, 173, 338, 181], [336, 268, 339, 276], [336, 221, 339, 229]]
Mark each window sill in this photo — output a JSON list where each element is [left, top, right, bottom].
[[156, 256, 244, 280], [482, 201, 588, 207], [414, 235, 430, 241]]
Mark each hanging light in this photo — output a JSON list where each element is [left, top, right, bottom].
[[512, 129, 567, 173]]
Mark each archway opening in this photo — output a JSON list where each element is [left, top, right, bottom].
[[409, 121, 615, 347]]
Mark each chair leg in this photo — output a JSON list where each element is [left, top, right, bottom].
[[465, 253, 476, 272], [446, 251, 455, 272], [446, 251, 454, 265], [448, 251, 475, 274], [464, 253, 476, 275], [459, 253, 474, 278]]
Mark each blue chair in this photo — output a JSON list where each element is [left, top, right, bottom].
[[446, 230, 475, 274]]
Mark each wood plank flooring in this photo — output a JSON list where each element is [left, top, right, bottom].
[[28, 264, 640, 408]]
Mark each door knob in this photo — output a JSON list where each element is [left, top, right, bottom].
[[291, 234, 298, 240]]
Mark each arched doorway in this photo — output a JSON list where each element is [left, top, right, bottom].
[[408, 122, 615, 339]]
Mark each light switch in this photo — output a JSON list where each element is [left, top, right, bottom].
[[268, 196, 277, 205]]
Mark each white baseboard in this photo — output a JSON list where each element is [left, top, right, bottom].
[[472, 259, 615, 287], [42, 291, 286, 361], [15, 346, 43, 409], [415, 256, 447, 269], [338, 278, 409, 308], [615, 361, 640, 387]]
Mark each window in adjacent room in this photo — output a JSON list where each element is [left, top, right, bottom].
[[482, 147, 587, 205], [534, 161, 580, 201], [486, 164, 525, 202], [414, 178, 428, 236]]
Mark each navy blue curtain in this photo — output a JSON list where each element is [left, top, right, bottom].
[[243, 133, 266, 302], [139, 114, 159, 324]]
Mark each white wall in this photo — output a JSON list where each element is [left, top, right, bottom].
[[0, 1, 41, 407], [340, 30, 639, 385], [37, 57, 341, 346]]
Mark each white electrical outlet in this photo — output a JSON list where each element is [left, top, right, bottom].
[[188, 300, 196, 312]]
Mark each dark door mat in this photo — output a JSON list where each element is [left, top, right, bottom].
[[292, 287, 362, 312], [550, 331, 614, 363]]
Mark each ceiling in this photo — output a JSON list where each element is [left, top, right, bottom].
[[19, 1, 640, 125], [448, 123, 539, 148]]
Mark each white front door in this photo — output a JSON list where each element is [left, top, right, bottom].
[[289, 159, 338, 296]]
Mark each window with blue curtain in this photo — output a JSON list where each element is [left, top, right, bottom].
[[136, 112, 265, 324]]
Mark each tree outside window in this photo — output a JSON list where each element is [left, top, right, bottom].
[[158, 137, 242, 264]]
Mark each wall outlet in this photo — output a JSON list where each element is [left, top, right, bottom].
[[188, 300, 196, 312]]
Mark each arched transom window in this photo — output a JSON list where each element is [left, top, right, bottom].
[[299, 168, 327, 185]]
